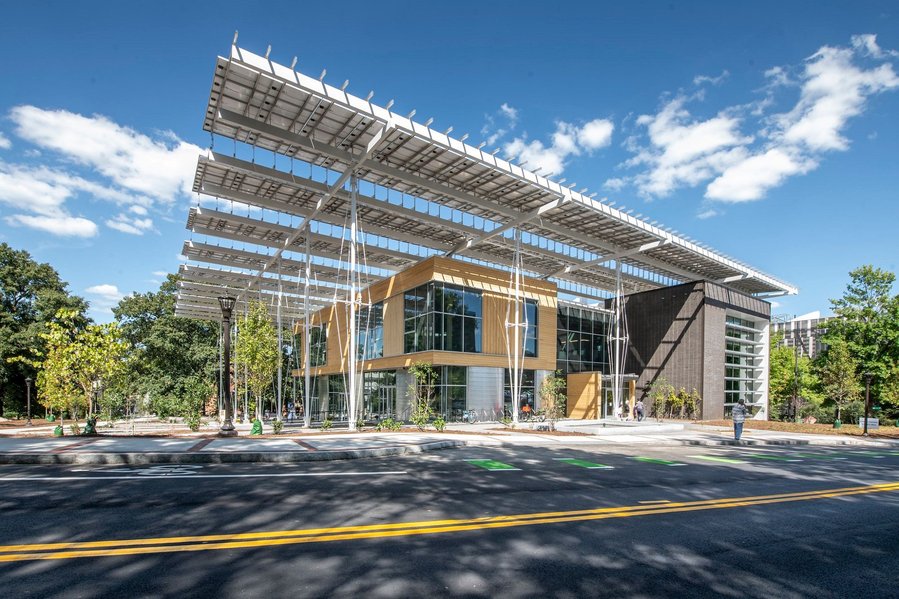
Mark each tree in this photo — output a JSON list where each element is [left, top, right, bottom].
[[0, 243, 88, 417], [234, 300, 279, 421], [816, 338, 861, 422], [113, 274, 219, 419], [408, 361, 436, 430], [21, 309, 128, 428], [768, 332, 821, 421], [823, 265, 899, 416], [646, 377, 674, 419], [538, 370, 566, 431]]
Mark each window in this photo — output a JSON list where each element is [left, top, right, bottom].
[[434, 365, 467, 420], [404, 282, 482, 354], [309, 325, 327, 367], [524, 299, 538, 358], [504, 369, 536, 415], [326, 375, 347, 419], [555, 305, 611, 374], [357, 302, 384, 359], [362, 371, 396, 418]]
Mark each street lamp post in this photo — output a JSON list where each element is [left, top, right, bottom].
[[863, 372, 873, 437], [218, 296, 238, 437], [25, 377, 32, 426]]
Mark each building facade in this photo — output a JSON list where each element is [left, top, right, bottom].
[[295, 258, 771, 422], [771, 311, 830, 360]]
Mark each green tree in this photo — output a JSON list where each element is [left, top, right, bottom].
[[0, 243, 87, 417], [646, 377, 674, 419], [21, 309, 128, 428], [823, 265, 899, 416], [113, 274, 219, 418], [768, 333, 795, 420], [234, 300, 279, 421], [816, 338, 861, 422], [408, 361, 436, 430], [538, 370, 567, 431]]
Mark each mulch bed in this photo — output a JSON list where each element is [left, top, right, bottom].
[[697, 419, 899, 439]]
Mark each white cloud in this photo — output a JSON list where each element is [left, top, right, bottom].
[[85, 284, 123, 301], [626, 96, 752, 197], [0, 107, 201, 238], [851, 34, 899, 59], [503, 118, 614, 177], [481, 103, 519, 147], [10, 106, 202, 202], [106, 213, 155, 235], [706, 148, 816, 202], [0, 133, 10, 149], [693, 70, 730, 86], [696, 208, 719, 219], [577, 119, 614, 150], [618, 35, 899, 203], [152, 270, 169, 277], [4, 214, 98, 237], [603, 177, 628, 191], [773, 44, 899, 152], [499, 103, 518, 122]]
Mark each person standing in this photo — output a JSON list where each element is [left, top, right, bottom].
[[732, 398, 750, 441], [635, 399, 644, 422]]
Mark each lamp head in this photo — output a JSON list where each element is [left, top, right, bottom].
[[25, 377, 32, 384], [218, 296, 237, 319]]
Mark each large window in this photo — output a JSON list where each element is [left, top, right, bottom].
[[504, 369, 536, 415], [524, 299, 538, 358], [556, 305, 610, 374], [309, 325, 327, 367], [326, 375, 347, 419], [404, 282, 482, 354], [435, 365, 467, 420], [724, 315, 763, 410], [362, 370, 396, 418], [357, 302, 384, 360]]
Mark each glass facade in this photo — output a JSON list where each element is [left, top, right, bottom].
[[434, 365, 467, 420], [362, 370, 396, 418], [504, 369, 536, 414], [556, 305, 611, 374], [724, 315, 764, 412], [357, 302, 384, 360], [523, 299, 538, 358], [309, 325, 327, 367], [404, 282, 482, 353], [326, 374, 347, 419]]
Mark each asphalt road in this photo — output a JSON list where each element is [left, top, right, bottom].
[[0, 444, 897, 598]]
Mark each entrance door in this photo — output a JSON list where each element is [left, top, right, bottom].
[[603, 389, 615, 418]]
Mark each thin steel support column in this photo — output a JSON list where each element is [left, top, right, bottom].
[[304, 236, 312, 428], [347, 174, 359, 430]]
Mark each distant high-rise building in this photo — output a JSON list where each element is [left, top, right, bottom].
[[771, 311, 831, 360]]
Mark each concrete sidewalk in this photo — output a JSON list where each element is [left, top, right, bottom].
[[0, 418, 896, 464]]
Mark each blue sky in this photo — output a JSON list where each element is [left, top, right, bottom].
[[1, 1, 897, 321]]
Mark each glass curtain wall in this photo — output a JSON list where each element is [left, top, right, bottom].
[[362, 370, 396, 419], [556, 305, 611, 374], [309, 325, 327, 366], [434, 365, 467, 420], [356, 302, 384, 359], [404, 282, 482, 353], [503, 369, 536, 415]]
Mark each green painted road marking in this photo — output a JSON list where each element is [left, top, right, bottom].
[[465, 459, 520, 471], [690, 455, 747, 464], [746, 453, 802, 462], [794, 453, 848, 460], [633, 457, 686, 466], [554, 458, 614, 469]]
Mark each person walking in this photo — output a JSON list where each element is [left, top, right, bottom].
[[635, 399, 644, 421], [732, 398, 750, 441]]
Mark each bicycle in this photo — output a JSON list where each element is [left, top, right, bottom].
[[462, 409, 479, 424]]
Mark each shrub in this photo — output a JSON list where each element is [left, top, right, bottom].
[[272, 420, 284, 435], [539, 371, 567, 431], [69, 422, 81, 436], [433, 416, 446, 432], [184, 412, 202, 432], [377, 417, 402, 432], [320, 418, 333, 431], [501, 416, 515, 429]]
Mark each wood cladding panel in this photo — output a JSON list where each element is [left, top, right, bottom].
[[567, 372, 600, 419]]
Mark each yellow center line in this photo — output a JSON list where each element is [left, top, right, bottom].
[[1, 481, 896, 562]]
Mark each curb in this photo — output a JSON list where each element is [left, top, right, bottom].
[[0, 440, 466, 465]]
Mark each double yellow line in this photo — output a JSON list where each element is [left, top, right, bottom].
[[2, 481, 897, 563]]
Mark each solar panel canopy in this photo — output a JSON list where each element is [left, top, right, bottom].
[[176, 44, 796, 322]]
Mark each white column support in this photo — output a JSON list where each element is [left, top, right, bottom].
[[276, 260, 283, 422], [347, 174, 359, 431], [303, 236, 312, 429]]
